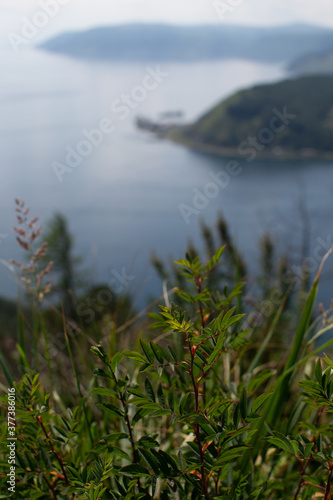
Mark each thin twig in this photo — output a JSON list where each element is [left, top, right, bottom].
[[109, 364, 141, 489], [43, 474, 58, 500], [324, 462, 333, 500], [37, 416, 69, 484]]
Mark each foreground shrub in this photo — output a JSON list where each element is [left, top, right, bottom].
[[1, 247, 333, 499]]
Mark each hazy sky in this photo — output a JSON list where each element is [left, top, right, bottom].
[[2, 0, 333, 42]]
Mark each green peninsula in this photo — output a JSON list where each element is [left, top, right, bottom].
[[166, 75, 333, 160]]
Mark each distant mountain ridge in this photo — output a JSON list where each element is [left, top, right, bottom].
[[39, 23, 333, 64], [166, 75, 333, 158]]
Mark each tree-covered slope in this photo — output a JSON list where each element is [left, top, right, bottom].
[[176, 75, 333, 155]]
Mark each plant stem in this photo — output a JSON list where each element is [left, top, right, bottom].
[[37, 416, 69, 484], [189, 341, 209, 499], [109, 365, 141, 489], [293, 456, 312, 499], [196, 276, 205, 330], [43, 474, 58, 500], [324, 463, 333, 500], [294, 407, 324, 499], [62, 308, 94, 446]]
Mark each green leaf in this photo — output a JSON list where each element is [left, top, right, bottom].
[[94, 368, 111, 378], [139, 362, 151, 372], [239, 390, 248, 420], [91, 345, 107, 361], [168, 345, 178, 362], [168, 478, 180, 499], [233, 403, 240, 428], [264, 254, 328, 428], [315, 358, 323, 385], [111, 352, 125, 371], [145, 378, 156, 402], [267, 437, 294, 455], [98, 432, 128, 444], [150, 342, 164, 364], [150, 409, 172, 417], [152, 476, 157, 497], [139, 448, 160, 474], [178, 450, 185, 472], [214, 446, 249, 466], [245, 413, 261, 422], [168, 386, 175, 412], [140, 339, 154, 364], [157, 383, 166, 408], [108, 447, 131, 461], [252, 391, 274, 413], [223, 426, 249, 445], [187, 441, 200, 457], [123, 351, 146, 363], [322, 368, 331, 390], [91, 387, 117, 398], [98, 403, 123, 418], [158, 450, 179, 474], [207, 349, 220, 366], [289, 439, 299, 456], [119, 464, 150, 477], [179, 392, 191, 415], [204, 246, 225, 272], [127, 388, 146, 398]]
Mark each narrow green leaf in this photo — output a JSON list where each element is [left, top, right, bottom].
[[168, 345, 178, 362], [91, 388, 117, 398], [123, 351, 146, 363], [252, 392, 274, 413], [119, 464, 150, 477], [233, 403, 240, 428], [157, 383, 166, 408], [315, 358, 323, 385], [179, 392, 191, 415], [178, 450, 185, 472], [145, 378, 156, 402], [98, 432, 128, 444], [152, 476, 157, 497], [150, 342, 164, 364], [98, 403, 123, 418], [214, 446, 248, 466], [239, 390, 248, 420], [267, 437, 294, 455], [108, 447, 131, 461], [140, 339, 154, 364], [168, 386, 175, 412], [111, 352, 125, 371], [139, 448, 160, 474]]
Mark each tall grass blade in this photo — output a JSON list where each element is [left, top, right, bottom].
[[16, 344, 31, 373], [0, 352, 15, 386], [248, 283, 293, 374], [240, 248, 333, 472], [62, 305, 93, 445], [265, 247, 333, 428]]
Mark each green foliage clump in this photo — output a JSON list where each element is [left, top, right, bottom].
[[173, 75, 333, 155], [1, 246, 333, 499]]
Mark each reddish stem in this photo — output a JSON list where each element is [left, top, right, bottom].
[[324, 463, 333, 500], [189, 340, 209, 499], [37, 416, 69, 484]]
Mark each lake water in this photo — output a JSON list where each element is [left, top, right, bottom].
[[0, 45, 332, 308]]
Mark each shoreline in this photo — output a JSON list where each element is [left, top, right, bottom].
[[165, 128, 333, 162], [136, 118, 333, 162]]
